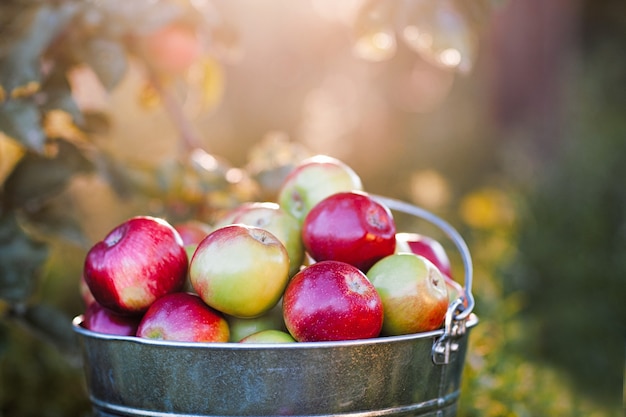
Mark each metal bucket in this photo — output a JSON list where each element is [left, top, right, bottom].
[[73, 196, 478, 417]]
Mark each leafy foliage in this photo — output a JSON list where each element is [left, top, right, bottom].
[[0, 212, 48, 303], [0, 6, 242, 414]]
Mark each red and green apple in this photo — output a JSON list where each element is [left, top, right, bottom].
[[278, 155, 363, 224], [367, 252, 448, 335], [189, 224, 290, 318]]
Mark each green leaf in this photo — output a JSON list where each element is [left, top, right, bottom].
[[0, 211, 48, 303], [93, 0, 185, 35], [0, 98, 46, 152], [22, 194, 90, 247], [92, 150, 137, 198], [40, 66, 84, 126], [79, 37, 128, 91], [21, 303, 78, 354], [0, 322, 8, 357], [0, 2, 79, 95], [2, 140, 93, 209]]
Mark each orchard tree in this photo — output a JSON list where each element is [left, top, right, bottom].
[[0, 0, 253, 351]]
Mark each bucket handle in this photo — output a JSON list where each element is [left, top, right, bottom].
[[371, 195, 475, 321]]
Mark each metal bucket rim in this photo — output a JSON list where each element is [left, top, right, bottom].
[[72, 313, 478, 350]]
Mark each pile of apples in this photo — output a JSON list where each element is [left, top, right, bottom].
[[80, 155, 466, 343]]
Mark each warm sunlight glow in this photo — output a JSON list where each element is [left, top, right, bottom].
[[352, 30, 397, 62], [372, 31, 394, 50], [191, 148, 218, 171], [402, 25, 433, 49], [225, 167, 244, 183], [438, 48, 462, 68], [409, 169, 451, 209]]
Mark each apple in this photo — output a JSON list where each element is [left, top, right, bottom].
[[83, 302, 142, 336], [79, 274, 97, 307], [277, 155, 363, 224], [174, 220, 215, 292], [174, 220, 213, 257], [189, 224, 290, 318], [226, 301, 287, 342], [138, 23, 203, 75], [395, 232, 453, 279], [239, 329, 296, 344], [282, 260, 383, 342], [214, 202, 304, 277], [83, 216, 188, 315], [136, 292, 229, 342], [445, 275, 468, 307], [212, 202, 257, 227], [367, 253, 448, 335], [302, 191, 396, 272]]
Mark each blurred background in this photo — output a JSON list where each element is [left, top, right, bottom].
[[0, 0, 624, 416]]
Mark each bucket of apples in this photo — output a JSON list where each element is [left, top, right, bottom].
[[73, 155, 477, 417]]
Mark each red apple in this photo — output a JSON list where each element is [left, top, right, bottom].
[[302, 191, 396, 272], [79, 274, 97, 308], [84, 216, 188, 315], [395, 232, 453, 278], [174, 220, 215, 292], [367, 253, 448, 335], [83, 302, 142, 336], [282, 260, 383, 342], [226, 301, 287, 342], [136, 292, 229, 342], [189, 224, 290, 318], [214, 202, 304, 277], [174, 220, 213, 250], [278, 155, 363, 224], [239, 329, 296, 344], [138, 23, 203, 75]]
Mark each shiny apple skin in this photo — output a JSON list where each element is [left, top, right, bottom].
[[136, 292, 229, 342], [367, 253, 449, 335], [79, 274, 97, 308], [395, 232, 453, 279], [282, 260, 383, 342], [174, 220, 213, 249], [214, 202, 305, 277], [226, 301, 287, 342], [189, 224, 290, 318], [83, 216, 188, 315], [83, 302, 142, 336], [278, 155, 363, 224], [302, 191, 396, 272]]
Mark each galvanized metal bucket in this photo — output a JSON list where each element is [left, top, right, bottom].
[[73, 195, 478, 417]]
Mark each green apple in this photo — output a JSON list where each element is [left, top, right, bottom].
[[277, 155, 363, 224], [214, 202, 304, 277], [226, 301, 287, 342], [367, 252, 449, 335], [239, 329, 296, 344], [189, 224, 290, 318]]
